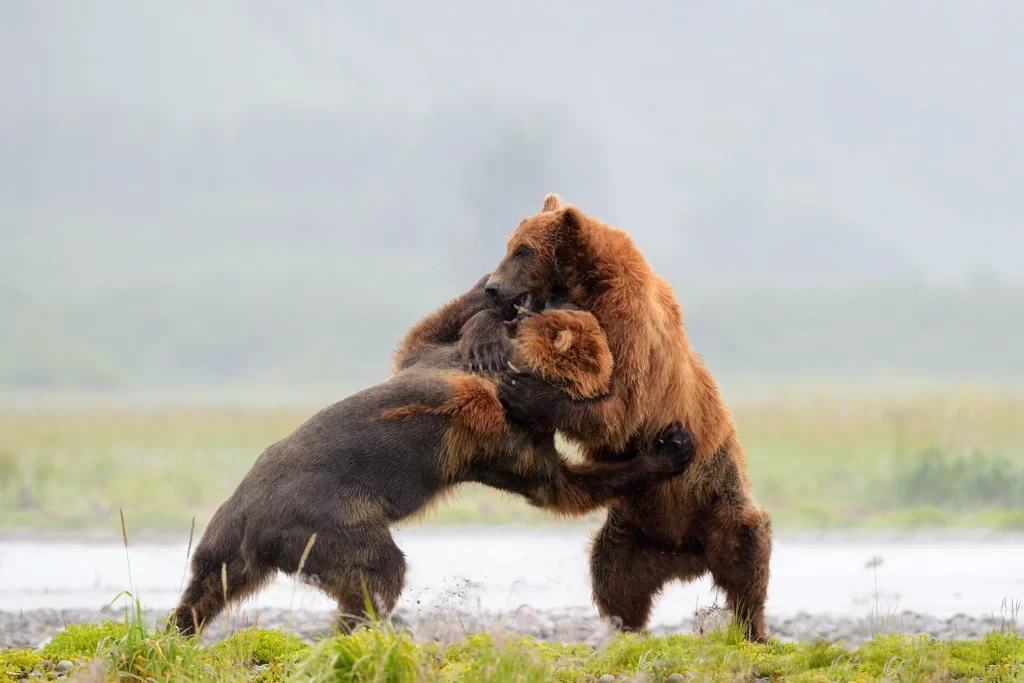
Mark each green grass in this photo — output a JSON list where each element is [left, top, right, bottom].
[[1, 387, 1023, 533], [5, 600, 1024, 682]]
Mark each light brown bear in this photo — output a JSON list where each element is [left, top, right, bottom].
[[475, 194, 773, 642]]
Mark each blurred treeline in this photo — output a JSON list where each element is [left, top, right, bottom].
[[2, 1, 1022, 395]]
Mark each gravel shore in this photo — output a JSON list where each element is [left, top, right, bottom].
[[3, 606, 1020, 651]]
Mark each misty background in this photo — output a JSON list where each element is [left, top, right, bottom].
[[2, 0, 1022, 399]]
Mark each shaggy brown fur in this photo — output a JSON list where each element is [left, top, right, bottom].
[[477, 194, 773, 642], [172, 271, 696, 638]]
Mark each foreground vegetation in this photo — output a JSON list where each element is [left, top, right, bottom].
[[1, 387, 1022, 533], [4, 602, 1024, 682]]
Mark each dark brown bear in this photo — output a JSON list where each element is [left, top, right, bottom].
[[476, 194, 773, 642], [172, 271, 696, 637]]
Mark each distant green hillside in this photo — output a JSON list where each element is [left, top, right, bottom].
[[2, 278, 1019, 393]]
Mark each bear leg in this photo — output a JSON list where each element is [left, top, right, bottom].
[[173, 547, 274, 637], [589, 512, 708, 632], [704, 506, 773, 643], [304, 526, 407, 634]]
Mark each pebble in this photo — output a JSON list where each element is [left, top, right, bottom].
[[1, 606, 1021, 650], [666, 675, 686, 683], [598, 676, 616, 683], [56, 660, 73, 672]]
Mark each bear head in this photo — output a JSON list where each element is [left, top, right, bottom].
[[483, 193, 588, 315]]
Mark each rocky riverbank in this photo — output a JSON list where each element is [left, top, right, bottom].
[[3, 605, 1020, 651]]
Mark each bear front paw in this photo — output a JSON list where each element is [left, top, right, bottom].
[[460, 310, 513, 373], [498, 367, 563, 430], [464, 338, 512, 373], [650, 422, 696, 477]]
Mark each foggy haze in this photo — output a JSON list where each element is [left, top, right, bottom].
[[2, 1, 1021, 395]]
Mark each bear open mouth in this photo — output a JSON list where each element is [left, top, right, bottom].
[[509, 291, 544, 320]]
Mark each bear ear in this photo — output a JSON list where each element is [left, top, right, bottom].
[[558, 205, 584, 245], [540, 193, 562, 212]]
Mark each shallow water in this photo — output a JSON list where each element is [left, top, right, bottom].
[[3, 528, 1024, 625]]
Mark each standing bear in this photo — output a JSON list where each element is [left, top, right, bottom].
[[476, 194, 773, 642]]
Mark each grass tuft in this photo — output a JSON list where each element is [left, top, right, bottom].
[[297, 624, 426, 682], [0, 648, 43, 681], [40, 620, 128, 662], [207, 629, 310, 666]]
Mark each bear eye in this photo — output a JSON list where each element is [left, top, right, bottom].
[[513, 245, 532, 259]]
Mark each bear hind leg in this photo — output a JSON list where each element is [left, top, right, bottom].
[[589, 514, 708, 633], [299, 526, 407, 634], [705, 506, 773, 643], [173, 551, 274, 637]]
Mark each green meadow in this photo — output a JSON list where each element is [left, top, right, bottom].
[[2, 386, 1022, 535]]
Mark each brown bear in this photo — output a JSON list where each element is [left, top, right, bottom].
[[172, 272, 696, 637], [475, 194, 773, 642]]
